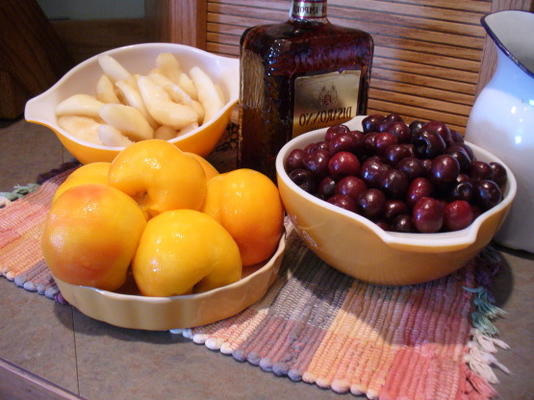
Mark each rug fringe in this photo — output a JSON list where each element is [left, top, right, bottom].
[[0, 183, 40, 203], [462, 367, 498, 400], [463, 250, 509, 399], [0, 195, 11, 208]]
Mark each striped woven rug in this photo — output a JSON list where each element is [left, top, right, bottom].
[[0, 169, 508, 400]]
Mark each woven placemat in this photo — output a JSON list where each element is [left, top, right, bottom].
[[0, 167, 509, 400]]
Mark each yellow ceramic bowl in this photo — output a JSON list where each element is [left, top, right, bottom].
[[276, 116, 516, 286], [55, 230, 286, 331], [24, 43, 239, 163]]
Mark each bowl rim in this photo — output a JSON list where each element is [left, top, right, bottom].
[[55, 224, 287, 303], [275, 116, 517, 249], [24, 42, 239, 151]]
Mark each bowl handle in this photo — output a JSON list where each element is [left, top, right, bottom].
[[24, 88, 56, 127]]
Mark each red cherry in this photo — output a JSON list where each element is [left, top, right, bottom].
[[325, 124, 350, 141], [328, 151, 360, 179], [470, 161, 492, 181], [381, 169, 409, 199], [358, 188, 386, 219], [374, 132, 398, 155], [285, 149, 306, 171], [288, 169, 316, 193], [360, 158, 389, 188], [431, 154, 460, 183], [397, 157, 425, 180], [304, 150, 330, 177], [328, 133, 361, 154], [391, 214, 415, 232], [412, 130, 446, 159], [385, 121, 411, 143], [423, 121, 454, 146], [335, 176, 367, 201], [317, 176, 336, 199], [489, 162, 507, 188], [327, 194, 357, 212], [384, 200, 408, 220], [304, 142, 319, 155], [362, 114, 385, 133], [406, 177, 434, 207], [412, 197, 445, 233], [384, 144, 413, 165], [444, 200, 474, 231], [475, 180, 503, 210]]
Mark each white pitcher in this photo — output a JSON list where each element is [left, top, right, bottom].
[[466, 10, 534, 253]]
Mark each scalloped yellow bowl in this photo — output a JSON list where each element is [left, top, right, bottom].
[[24, 43, 239, 163], [54, 229, 287, 331], [276, 116, 516, 286]]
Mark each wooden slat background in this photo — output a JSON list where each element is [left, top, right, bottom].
[[203, 0, 495, 132], [51, 18, 152, 64]]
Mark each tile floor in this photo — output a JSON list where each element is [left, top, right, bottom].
[[0, 118, 73, 191]]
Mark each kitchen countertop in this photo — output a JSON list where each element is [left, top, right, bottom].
[[1, 119, 533, 400]]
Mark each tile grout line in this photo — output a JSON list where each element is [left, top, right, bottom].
[[71, 306, 81, 397]]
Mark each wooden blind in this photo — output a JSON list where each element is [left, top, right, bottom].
[[204, 0, 493, 132]]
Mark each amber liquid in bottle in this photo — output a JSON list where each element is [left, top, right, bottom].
[[238, 0, 374, 179]]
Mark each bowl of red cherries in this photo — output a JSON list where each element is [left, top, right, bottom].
[[275, 115, 516, 285]]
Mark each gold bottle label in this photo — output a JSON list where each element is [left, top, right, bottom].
[[292, 70, 361, 137], [290, 0, 327, 19]]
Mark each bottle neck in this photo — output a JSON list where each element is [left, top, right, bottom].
[[289, 0, 328, 23]]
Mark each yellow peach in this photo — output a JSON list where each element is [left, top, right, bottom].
[[133, 209, 242, 296], [52, 162, 111, 203], [108, 139, 207, 218], [184, 152, 219, 181], [42, 183, 146, 291], [202, 168, 284, 266]]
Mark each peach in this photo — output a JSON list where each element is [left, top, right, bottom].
[[184, 152, 219, 180], [42, 183, 146, 291], [133, 209, 242, 296], [52, 162, 111, 203], [108, 139, 207, 218], [202, 168, 284, 266]]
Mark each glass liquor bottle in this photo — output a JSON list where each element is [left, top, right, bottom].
[[238, 0, 374, 179]]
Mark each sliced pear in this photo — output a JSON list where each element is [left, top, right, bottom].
[[57, 115, 102, 145], [177, 73, 198, 100], [149, 72, 192, 105], [154, 125, 177, 140], [56, 94, 103, 118], [98, 124, 133, 147], [155, 53, 182, 83], [148, 72, 204, 123], [99, 104, 154, 141], [97, 54, 133, 84], [96, 75, 120, 103], [137, 75, 198, 130], [177, 122, 199, 136], [189, 66, 225, 123], [115, 78, 158, 128], [156, 53, 197, 100]]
